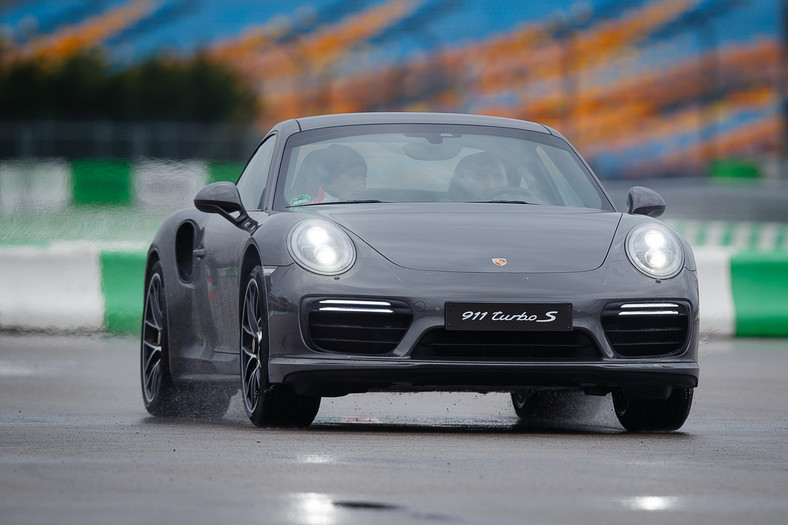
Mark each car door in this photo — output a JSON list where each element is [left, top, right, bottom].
[[192, 134, 277, 354]]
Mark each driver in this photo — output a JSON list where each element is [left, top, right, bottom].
[[298, 144, 367, 203], [447, 151, 508, 201]]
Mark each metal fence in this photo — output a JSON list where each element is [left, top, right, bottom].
[[0, 120, 261, 161]]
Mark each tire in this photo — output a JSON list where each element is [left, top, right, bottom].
[[511, 390, 566, 420], [140, 261, 180, 417], [141, 260, 234, 419], [613, 387, 693, 432], [240, 266, 320, 428]]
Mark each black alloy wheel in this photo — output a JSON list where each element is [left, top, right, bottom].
[[241, 266, 265, 419], [141, 260, 234, 419], [141, 261, 179, 416], [241, 266, 320, 428]]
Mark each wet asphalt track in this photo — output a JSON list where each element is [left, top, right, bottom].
[[1, 333, 787, 525]]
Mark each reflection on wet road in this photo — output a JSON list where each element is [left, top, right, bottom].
[[1, 334, 787, 525]]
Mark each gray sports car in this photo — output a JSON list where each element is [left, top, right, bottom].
[[141, 112, 699, 431]]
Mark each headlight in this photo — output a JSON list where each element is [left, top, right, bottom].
[[288, 220, 356, 275], [625, 223, 684, 279]]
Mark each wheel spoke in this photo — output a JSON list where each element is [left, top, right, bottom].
[[245, 369, 255, 400], [147, 280, 163, 329], [243, 354, 258, 380], [144, 360, 160, 394], [142, 344, 160, 374], [245, 292, 260, 335], [142, 337, 160, 350], [243, 361, 260, 408], [242, 344, 256, 359], [242, 324, 255, 338]]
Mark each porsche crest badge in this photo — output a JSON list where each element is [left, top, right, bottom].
[[492, 258, 507, 267]]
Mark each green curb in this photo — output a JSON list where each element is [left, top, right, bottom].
[[708, 159, 761, 179], [208, 161, 243, 184], [731, 251, 788, 338], [100, 250, 147, 335], [72, 159, 133, 206]]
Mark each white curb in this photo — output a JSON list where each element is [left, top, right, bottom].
[[694, 247, 736, 338], [0, 245, 104, 331]]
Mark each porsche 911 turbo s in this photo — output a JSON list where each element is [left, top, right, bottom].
[[140, 112, 699, 431]]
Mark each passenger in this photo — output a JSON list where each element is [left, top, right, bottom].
[[447, 152, 508, 201]]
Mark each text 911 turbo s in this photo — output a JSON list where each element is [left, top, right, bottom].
[[140, 112, 698, 431]]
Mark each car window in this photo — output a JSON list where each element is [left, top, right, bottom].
[[237, 134, 276, 210], [275, 125, 611, 211]]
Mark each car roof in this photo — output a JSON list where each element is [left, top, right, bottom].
[[293, 112, 553, 134]]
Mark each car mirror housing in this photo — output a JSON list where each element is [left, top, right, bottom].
[[194, 182, 258, 233], [626, 186, 666, 217]]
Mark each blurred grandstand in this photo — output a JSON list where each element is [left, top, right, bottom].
[[0, 0, 785, 179]]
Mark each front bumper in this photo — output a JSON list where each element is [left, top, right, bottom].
[[263, 258, 700, 396], [273, 357, 699, 396]]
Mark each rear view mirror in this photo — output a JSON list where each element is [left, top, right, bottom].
[[194, 182, 258, 233], [627, 186, 666, 217], [403, 142, 462, 161]]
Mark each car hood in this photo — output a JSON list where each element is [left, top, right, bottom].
[[305, 204, 622, 273]]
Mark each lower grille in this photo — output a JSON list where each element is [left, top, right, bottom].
[[306, 298, 413, 355], [601, 301, 690, 357], [411, 329, 601, 361]]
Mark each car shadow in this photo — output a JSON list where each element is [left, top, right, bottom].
[[139, 393, 695, 437]]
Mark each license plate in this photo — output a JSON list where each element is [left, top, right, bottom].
[[445, 302, 572, 331]]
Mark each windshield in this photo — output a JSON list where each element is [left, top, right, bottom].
[[274, 124, 612, 211]]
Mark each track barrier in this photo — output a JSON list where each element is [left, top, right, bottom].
[[1, 159, 786, 337], [0, 244, 785, 338]]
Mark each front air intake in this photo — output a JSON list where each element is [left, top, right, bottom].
[[411, 329, 601, 361], [305, 298, 413, 354], [601, 301, 690, 357]]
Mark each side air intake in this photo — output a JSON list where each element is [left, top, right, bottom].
[[601, 302, 690, 357], [305, 298, 413, 355]]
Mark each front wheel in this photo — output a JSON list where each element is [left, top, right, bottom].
[[241, 266, 320, 428], [613, 387, 693, 432]]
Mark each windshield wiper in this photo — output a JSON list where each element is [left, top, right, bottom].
[[287, 199, 387, 208], [472, 200, 534, 205]]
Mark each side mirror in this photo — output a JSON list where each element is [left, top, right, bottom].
[[626, 186, 666, 217], [194, 182, 258, 233]]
